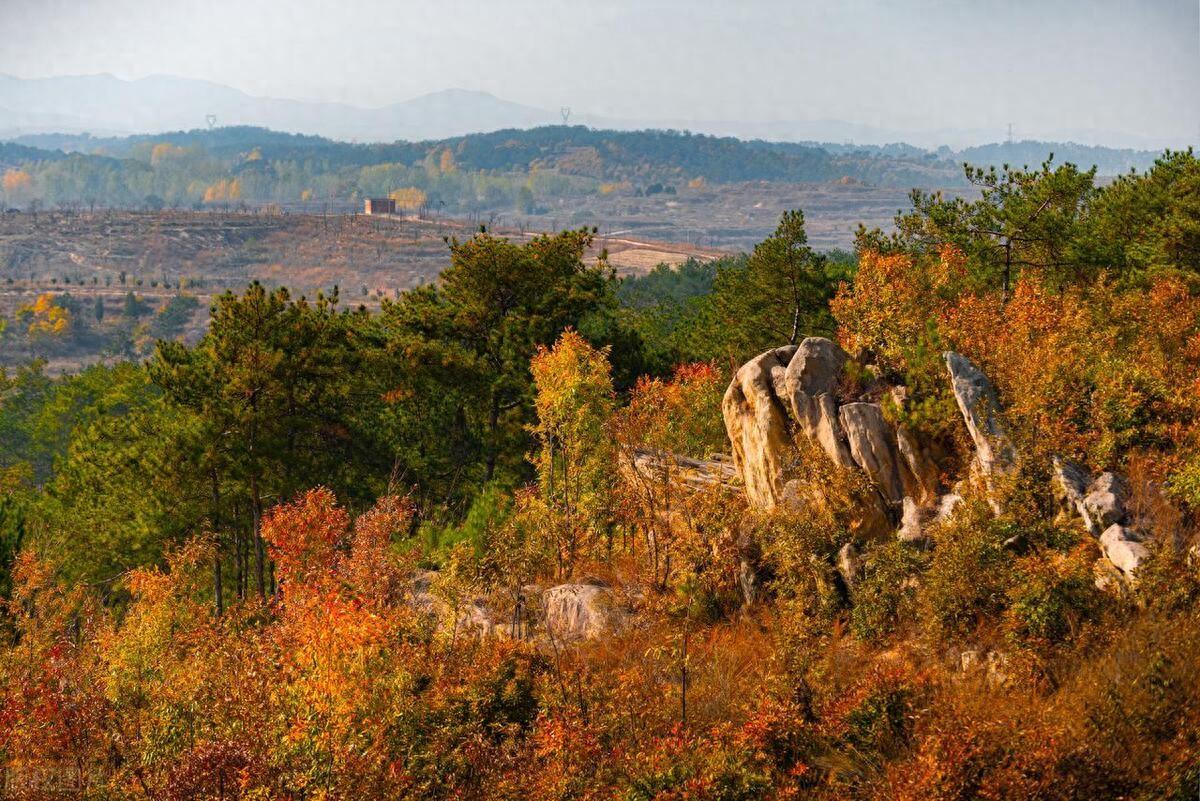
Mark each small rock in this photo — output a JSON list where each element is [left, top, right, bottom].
[[897, 497, 928, 544], [836, 542, 860, 590], [1093, 557, 1124, 591], [897, 426, 940, 504], [1051, 456, 1094, 530], [934, 493, 964, 524]]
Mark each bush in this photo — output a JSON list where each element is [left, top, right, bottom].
[[1004, 546, 1100, 647], [920, 501, 1012, 640], [850, 540, 927, 642]]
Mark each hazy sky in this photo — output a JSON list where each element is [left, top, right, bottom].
[[1, 0, 1197, 143]]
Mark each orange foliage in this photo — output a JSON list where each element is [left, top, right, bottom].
[[831, 246, 966, 373], [2, 168, 32, 196]]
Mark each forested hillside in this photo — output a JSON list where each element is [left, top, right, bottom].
[[0, 150, 1198, 798], [1, 125, 1164, 215]]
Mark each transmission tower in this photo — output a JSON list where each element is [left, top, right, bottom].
[[206, 114, 217, 130], [561, 107, 571, 125]]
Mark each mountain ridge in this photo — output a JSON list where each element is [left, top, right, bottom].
[[0, 73, 1186, 151]]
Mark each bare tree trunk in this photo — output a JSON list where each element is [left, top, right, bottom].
[[211, 468, 224, 616], [251, 475, 265, 599], [485, 389, 501, 482], [680, 616, 690, 726]]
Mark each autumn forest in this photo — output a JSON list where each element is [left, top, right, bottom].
[[0, 142, 1198, 799]]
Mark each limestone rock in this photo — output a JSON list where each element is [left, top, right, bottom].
[[723, 346, 798, 509], [785, 337, 846, 398], [542, 583, 622, 642], [1099, 524, 1150, 580], [839, 402, 906, 503], [722, 342, 945, 536], [944, 352, 1014, 477], [934, 493, 964, 524], [1083, 472, 1129, 533]]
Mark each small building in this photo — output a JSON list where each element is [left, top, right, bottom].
[[364, 197, 396, 215]]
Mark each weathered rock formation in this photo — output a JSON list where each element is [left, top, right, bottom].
[[722, 341, 1163, 597], [1052, 456, 1149, 582], [722, 338, 943, 533]]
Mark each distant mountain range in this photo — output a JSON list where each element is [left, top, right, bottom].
[[0, 73, 1186, 152]]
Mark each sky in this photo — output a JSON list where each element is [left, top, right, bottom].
[[0, 0, 1197, 145]]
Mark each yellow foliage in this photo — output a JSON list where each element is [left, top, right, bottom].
[[149, 143, 186, 166], [300, 189, 313, 202], [20, 292, 71, 338], [389, 186, 427, 210], [598, 181, 631, 195], [439, 148, 457, 174], [688, 176, 706, 189]]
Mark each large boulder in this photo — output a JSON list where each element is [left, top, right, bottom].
[[542, 583, 622, 642], [1099, 524, 1150, 580], [723, 346, 798, 509], [944, 352, 1014, 477]]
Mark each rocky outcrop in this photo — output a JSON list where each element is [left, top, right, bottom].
[[722, 338, 943, 523], [1051, 458, 1146, 582], [542, 583, 622, 642], [944, 352, 1014, 478]]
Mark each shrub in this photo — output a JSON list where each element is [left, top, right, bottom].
[[920, 501, 1012, 640]]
